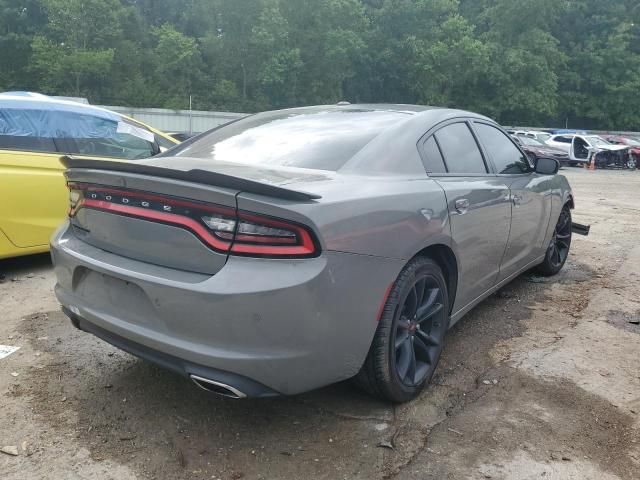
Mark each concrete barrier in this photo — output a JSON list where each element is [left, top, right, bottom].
[[98, 105, 248, 134]]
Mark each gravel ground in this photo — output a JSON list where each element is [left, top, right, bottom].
[[1, 168, 639, 480]]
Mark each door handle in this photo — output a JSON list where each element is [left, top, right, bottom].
[[512, 194, 522, 206], [454, 198, 470, 214]]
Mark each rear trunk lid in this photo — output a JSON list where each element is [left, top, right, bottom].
[[66, 168, 238, 275], [62, 156, 325, 274]]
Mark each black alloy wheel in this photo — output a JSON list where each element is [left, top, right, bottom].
[[536, 205, 572, 276], [355, 257, 449, 403], [393, 276, 446, 387]]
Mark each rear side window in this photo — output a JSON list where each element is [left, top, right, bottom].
[[0, 108, 158, 159], [422, 136, 447, 174], [0, 135, 57, 153], [474, 123, 531, 174], [434, 123, 487, 174]]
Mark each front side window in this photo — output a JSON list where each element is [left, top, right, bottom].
[[66, 131, 156, 159], [475, 123, 531, 174], [433, 122, 487, 174], [61, 118, 158, 159]]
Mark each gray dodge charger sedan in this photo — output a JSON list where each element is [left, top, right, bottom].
[[51, 104, 574, 402]]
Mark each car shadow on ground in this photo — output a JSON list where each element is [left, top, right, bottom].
[[0, 253, 52, 279], [13, 255, 625, 479]]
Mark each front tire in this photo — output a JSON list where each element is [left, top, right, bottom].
[[536, 205, 572, 276], [355, 257, 449, 403]]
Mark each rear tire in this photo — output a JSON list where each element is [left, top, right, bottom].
[[355, 257, 449, 403], [536, 205, 572, 276]]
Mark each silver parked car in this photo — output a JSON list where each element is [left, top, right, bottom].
[[51, 104, 575, 403]]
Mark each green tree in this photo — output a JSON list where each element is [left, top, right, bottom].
[[469, 0, 565, 124], [28, 0, 122, 97], [553, 0, 640, 129], [152, 23, 202, 109], [0, 0, 47, 90], [4, 0, 640, 130]]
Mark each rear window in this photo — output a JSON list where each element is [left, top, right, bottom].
[[170, 110, 409, 171], [0, 135, 57, 153]]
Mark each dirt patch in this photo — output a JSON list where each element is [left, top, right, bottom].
[[404, 370, 637, 480]]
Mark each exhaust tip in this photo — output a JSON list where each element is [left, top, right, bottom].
[[190, 374, 247, 399]]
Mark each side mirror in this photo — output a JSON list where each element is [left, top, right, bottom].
[[535, 157, 559, 175]]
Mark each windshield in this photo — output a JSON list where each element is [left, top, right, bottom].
[[517, 135, 545, 146], [534, 132, 551, 142], [171, 109, 410, 171], [585, 136, 611, 147]]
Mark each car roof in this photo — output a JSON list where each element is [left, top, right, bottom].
[[206, 103, 498, 147], [256, 102, 491, 117], [0, 91, 121, 122], [156, 103, 498, 177]]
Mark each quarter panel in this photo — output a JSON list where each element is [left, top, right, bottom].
[[237, 176, 451, 260]]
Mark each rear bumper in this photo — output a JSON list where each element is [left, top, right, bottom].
[[51, 222, 403, 395], [62, 306, 280, 397]]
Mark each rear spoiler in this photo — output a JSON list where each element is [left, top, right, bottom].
[[61, 156, 321, 202]]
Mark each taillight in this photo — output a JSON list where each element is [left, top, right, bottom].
[[229, 212, 317, 257], [68, 183, 319, 258]]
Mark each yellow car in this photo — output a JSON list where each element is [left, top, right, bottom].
[[0, 92, 179, 260]]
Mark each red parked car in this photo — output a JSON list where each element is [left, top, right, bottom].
[[602, 135, 639, 169], [511, 134, 570, 166]]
